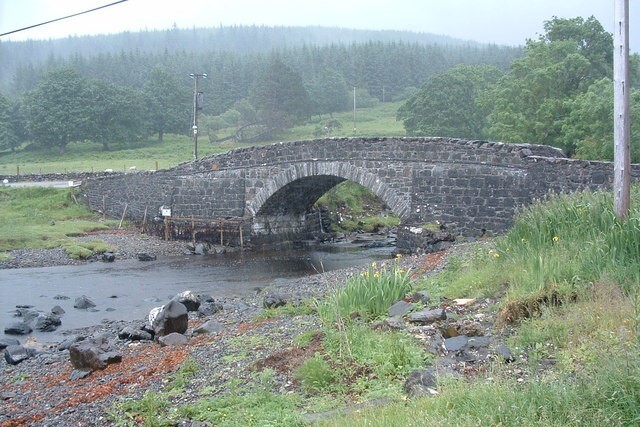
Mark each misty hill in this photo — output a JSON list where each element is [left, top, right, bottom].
[[0, 25, 510, 92]]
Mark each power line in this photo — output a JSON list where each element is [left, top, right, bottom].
[[0, 0, 129, 38]]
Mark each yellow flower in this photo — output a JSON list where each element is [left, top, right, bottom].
[[553, 236, 559, 242], [493, 252, 500, 258], [371, 262, 377, 268]]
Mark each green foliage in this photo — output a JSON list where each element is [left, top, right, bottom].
[[142, 65, 191, 142], [112, 391, 173, 427], [397, 64, 501, 138], [23, 68, 89, 154], [296, 352, 339, 393], [0, 93, 20, 152], [319, 262, 411, 323], [176, 370, 306, 427], [250, 58, 311, 129], [168, 358, 200, 391], [485, 16, 613, 154]]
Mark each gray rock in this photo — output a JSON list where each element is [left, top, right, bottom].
[[263, 293, 287, 309], [404, 369, 438, 397], [151, 300, 188, 337], [193, 320, 225, 335], [58, 335, 85, 351], [118, 326, 153, 341], [172, 290, 201, 312], [444, 335, 469, 352], [495, 343, 515, 363], [4, 322, 32, 335], [69, 335, 122, 371], [102, 252, 115, 262], [14, 308, 39, 323], [414, 290, 431, 304], [158, 332, 188, 347], [427, 333, 445, 355], [407, 308, 446, 324], [0, 337, 20, 350], [466, 336, 491, 349], [54, 294, 70, 300], [4, 345, 30, 365], [194, 243, 207, 255], [137, 253, 157, 261], [388, 300, 413, 318], [35, 313, 62, 332], [51, 305, 66, 315], [198, 301, 223, 317], [74, 295, 96, 309]]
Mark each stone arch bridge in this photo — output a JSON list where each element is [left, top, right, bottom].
[[80, 137, 639, 251]]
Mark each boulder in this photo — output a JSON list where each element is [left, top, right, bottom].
[[14, 307, 39, 323], [4, 322, 32, 336], [68, 335, 122, 371], [388, 300, 414, 318], [118, 326, 153, 341], [35, 313, 62, 332], [51, 305, 66, 316], [444, 335, 468, 352], [263, 293, 287, 309], [198, 301, 223, 317], [58, 335, 85, 351], [74, 295, 96, 309], [172, 290, 201, 312], [137, 253, 157, 261], [151, 300, 188, 337], [407, 308, 447, 325], [4, 345, 30, 365], [158, 332, 189, 347], [102, 252, 115, 262]]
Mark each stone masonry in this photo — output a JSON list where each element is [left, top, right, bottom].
[[80, 137, 640, 248]]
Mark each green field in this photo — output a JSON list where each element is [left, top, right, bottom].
[[0, 102, 405, 176]]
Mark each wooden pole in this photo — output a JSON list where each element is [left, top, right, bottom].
[[614, 0, 631, 220], [239, 225, 243, 248], [118, 203, 128, 229]]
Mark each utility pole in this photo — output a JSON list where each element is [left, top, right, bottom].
[[189, 73, 207, 160], [613, 0, 630, 220], [353, 87, 356, 134]]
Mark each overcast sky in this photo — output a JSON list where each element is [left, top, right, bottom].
[[1, 0, 638, 51]]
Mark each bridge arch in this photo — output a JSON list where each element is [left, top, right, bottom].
[[245, 161, 411, 220]]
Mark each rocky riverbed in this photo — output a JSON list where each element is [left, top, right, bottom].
[[1, 230, 515, 427]]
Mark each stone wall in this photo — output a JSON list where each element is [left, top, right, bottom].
[[78, 137, 640, 248]]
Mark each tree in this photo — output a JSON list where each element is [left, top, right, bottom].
[[85, 80, 146, 151], [0, 93, 20, 152], [24, 68, 89, 154], [566, 78, 640, 164], [485, 16, 613, 154], [306, 67, 350, 117], [142, 66, 190, 142], [249, 58, 311, 131], [397, 64, 501, 138]]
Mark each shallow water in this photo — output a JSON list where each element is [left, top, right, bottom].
[[0, 244, 392, 343]]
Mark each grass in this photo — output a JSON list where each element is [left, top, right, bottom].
[[0, 186, 116, 256]]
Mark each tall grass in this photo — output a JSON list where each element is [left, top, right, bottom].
[[497, 187, 640, 299], [318, 261, 412, 323]]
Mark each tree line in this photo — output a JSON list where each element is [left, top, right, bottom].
[[0, 25, 521, 153], [397, 16, 640, 162]]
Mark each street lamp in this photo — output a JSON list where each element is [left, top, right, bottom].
[[189, 73, 207, 160]]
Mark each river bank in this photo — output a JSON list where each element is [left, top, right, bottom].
[[1, 229, 500, 427]]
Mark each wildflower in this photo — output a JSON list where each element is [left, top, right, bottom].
[[395, 253, 403, 259], [371, 262, 377, 268], [552, 236, 559, 242], [493, 252, 500, 258]]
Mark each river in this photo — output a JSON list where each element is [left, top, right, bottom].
[[0, 243, 393, 344]]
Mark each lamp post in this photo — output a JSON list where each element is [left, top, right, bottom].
[[189, 73, 207, 160]]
